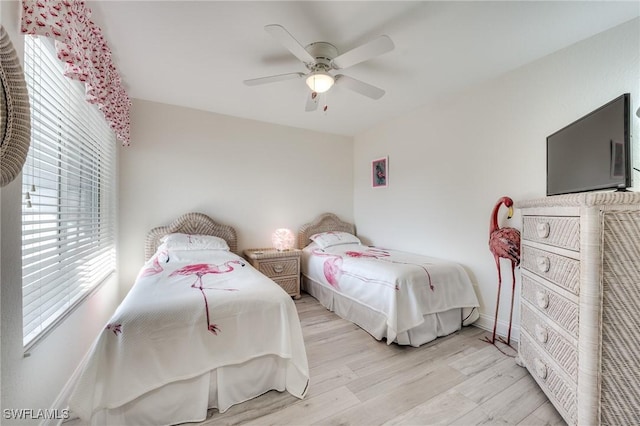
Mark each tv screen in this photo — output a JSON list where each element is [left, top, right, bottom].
[[547, 93, 631, 196]]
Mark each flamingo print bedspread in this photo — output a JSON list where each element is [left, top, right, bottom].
[[68, 249, 309, 421], [302, 244, 479, 343]]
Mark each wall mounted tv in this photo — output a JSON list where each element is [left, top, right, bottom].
[[547, 93, 631, 196]]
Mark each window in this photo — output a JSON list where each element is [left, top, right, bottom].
[[21, 36, 116, 348]]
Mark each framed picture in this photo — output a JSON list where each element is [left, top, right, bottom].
[[372, 156, 388, 188]]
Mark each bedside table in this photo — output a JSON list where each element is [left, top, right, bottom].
[[243, 248, 302, 299]]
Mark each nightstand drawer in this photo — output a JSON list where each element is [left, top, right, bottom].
[[258, 258, 298, 278], [273, 276, 300, 296], [243, 248, 302, 299]]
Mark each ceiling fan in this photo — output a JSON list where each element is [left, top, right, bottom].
[[243, 24, 394, 111]]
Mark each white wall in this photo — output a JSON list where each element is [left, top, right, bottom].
[[118, 100, 353, 295], [0, 1, 121, 423], [353, 18, 640, 340]]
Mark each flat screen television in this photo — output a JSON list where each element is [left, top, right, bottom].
[[547, 93, 631, 196]]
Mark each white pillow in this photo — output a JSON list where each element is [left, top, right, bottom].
[[160, 233, 230, 251], [310, 231, 361, 249]]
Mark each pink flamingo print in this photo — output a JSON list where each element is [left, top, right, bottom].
[[140, 249, 170, 277], [313, 247, 434, 291], [141, 256, 164, 277], [169, 260, 244, 334], [312, 249, 397, 290], [346, 247, 434, 291], [344, 247, 390, 259], [322, 254, 343, 287]]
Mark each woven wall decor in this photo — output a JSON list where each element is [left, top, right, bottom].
[[0, 25, 31, 188]]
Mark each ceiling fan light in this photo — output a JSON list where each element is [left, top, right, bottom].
[[306, 72, 334, 93]]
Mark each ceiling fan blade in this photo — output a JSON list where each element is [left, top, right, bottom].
[[331, 35, 394, 70], [305, 91, 319, 112], [335, 74, 385, 100], [243, 72, 305, 86], [265, 24, 315, 64]]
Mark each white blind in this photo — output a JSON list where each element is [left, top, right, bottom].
[[21, 36, 116, 348]]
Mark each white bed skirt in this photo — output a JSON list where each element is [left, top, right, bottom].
[[302, 275, 477, 347], [86, 355, 297, 426]]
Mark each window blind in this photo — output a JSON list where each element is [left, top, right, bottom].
[[21, 36, 116, 348]]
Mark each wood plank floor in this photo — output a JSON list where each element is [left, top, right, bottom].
[[192, 294, 565, 426], [64, 293, 565, 425]]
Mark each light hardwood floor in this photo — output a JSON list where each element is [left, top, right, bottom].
[[190, 294, 565, 426], [65, 293, 565, 425]]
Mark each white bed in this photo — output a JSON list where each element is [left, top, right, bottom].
[[67, 212, 309, 425], [299, 213, 480, 347]]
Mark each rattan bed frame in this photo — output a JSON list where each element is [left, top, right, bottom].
[[145, 212, 238, 259], [297, 213, 356, 249]]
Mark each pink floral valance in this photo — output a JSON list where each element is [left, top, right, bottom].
[[21, 0, 131, 145]]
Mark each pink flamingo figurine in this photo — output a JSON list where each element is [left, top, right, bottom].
[[486, 196, 520, 346], [170, 260, 244, 334]]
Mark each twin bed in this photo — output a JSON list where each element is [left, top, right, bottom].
[[68, 212, 479, 425], [298, 213, 479, 347], [68, 213, 309, 425]]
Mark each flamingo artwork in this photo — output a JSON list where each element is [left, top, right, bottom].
[[141, 255, 164, 277], [486, 196, 521, 346], [345, 248, 434, 291], [312, 247, 433, 291], [312, 249, 396, 290], [169, 260, 244, 334]]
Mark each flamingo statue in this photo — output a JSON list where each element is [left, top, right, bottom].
[[169, 260, 244, 334], [486, 196, 520, 346]]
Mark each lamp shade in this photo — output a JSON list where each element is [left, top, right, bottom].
[[272, 228, 295, 251], [306, 71, 334, 93]]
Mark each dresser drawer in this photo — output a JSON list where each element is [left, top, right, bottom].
[[521, 303, 577, 380], [521, 275, 578, 337], [519, 334, 577, 425], [258, 258, 299, 278], [521, 246, 579, 295], [523, 216, 579, 251]]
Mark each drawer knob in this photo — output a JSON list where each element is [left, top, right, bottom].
[[535, 324, 548, 343], [534, 358, 548, 379], [536, 222, 550, 238], [536, 256, 550, 273], [273, 264, 284, 273], [536, 291, 549, 309]]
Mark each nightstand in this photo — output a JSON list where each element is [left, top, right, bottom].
[[243, 248, 301, 299]]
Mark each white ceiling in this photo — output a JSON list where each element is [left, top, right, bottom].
[[88, 1, 640, 137]]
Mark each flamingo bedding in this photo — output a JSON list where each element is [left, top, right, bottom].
[[298, 214, 479, 347], [68, 228, 309, 425]]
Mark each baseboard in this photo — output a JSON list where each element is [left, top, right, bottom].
[[474, 312, 520, 344]]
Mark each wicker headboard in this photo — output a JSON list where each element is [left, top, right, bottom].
[[145, 212, 238, 260], [298, 213, 356, 249]]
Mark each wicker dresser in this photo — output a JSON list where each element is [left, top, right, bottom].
[[516, 192, 640, 425], [243, 248, 301, 299]]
